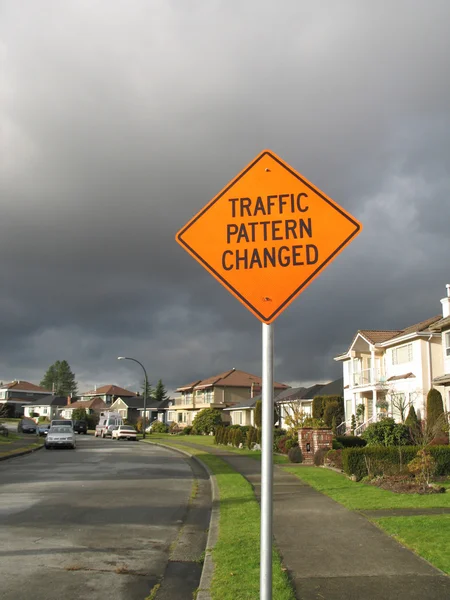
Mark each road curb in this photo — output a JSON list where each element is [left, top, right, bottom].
[[0, 442, 44, 462], [144, 441, 219, 600]]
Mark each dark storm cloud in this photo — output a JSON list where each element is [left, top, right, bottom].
[[1, 0, 450, 392]]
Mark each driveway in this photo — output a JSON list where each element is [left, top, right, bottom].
[[0, 436, 203, 600]]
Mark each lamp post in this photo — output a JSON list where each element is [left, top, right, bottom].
[[117, 356, 148, 439]]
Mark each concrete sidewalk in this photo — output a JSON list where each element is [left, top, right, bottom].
[[179, 442, 450, 600]]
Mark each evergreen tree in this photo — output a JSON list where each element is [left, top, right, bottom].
[[154, 379, 168, 403], [40, 360, 77, 396], [141, 379, 154, 399], [426, 388, 444, 434], [255, 400, 262, 428]]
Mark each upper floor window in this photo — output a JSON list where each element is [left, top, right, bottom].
[[392, 343, 413, 365], [204, 389, 214, 403], [184, 393, 193, 405], [445, 332, 450, 357]]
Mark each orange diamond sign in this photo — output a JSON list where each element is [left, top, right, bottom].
[[176, 150, 362, 323]]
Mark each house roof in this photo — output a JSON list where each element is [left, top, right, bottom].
[[387, 372, 416, 382], [81, 384, 137, 397], [430, 316, 450, 332], [22, 395, 68, 407], [275, 386, 308, 402], [315, 378, 343, 397], [177, 369, 289, 392], [1, 380, 51, 393], [338, 315, 443, 357], [66, 397, 108, 410]]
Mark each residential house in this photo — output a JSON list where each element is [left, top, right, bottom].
[[23, 396, 68, 420], [0, 380, 52, 417], [277, 382, 343, 429], [428, 284, 450, 412], [173, 368, 289, 427], [60, 396, 108, 419], [334, 312, 443, 431], [78, 384, 137, 406]]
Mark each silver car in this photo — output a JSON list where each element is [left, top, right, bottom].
[[45, 426, 76, 449]]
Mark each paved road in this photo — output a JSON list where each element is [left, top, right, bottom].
[[0, 436, 199, 600]]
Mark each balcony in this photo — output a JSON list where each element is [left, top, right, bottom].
[[352, 368, 386, 388]]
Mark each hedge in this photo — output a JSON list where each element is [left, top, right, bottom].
[[342, 445, 450, 480], [335, 435, 367, 448]]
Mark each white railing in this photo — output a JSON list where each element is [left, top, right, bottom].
[[336, 420, 350, 436], [352, 368, 386, 387], [354, 413, 378, 436]]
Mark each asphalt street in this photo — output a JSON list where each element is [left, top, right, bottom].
[[0, 435, 200, 600]]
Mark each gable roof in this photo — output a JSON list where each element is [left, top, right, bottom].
[[315, 378, 343, 397], [1, 380, 51, 393], [275, 386, 308, 402], [177, 369, 289, 392], [81, 384, 137, 397], [23, 395, 68, 407], [338, 315, 443, 357], [66, 397, 108, 410]]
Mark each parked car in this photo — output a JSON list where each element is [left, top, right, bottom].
[[38, 423, 51, 436], [112, 425, 138, 441], [73, 420, 88, 434], [18, 418, 38, 434], [51, 419, 73, 429], [45, 425, 76, 449]]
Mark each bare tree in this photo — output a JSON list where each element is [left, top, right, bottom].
[[389, 391, 412, 422], [281, 401, 309, 431]]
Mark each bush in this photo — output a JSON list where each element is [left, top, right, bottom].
[[408, 449, 436, 487], [427, 388, 444, 433], [86, 413, 98, 430], [323, 401, 343, 428], [325, 449, 343, 470], [191, 408, 223, 435], [288, 446, 303, 463], [335, 435, 367, 448], [285, 437, 299, 451], [277, 436, 289, 455], [151, 421, 169, 433], [361, 418, 411, 447], [332, 439, 344, 449], [234, 429, 243, 448], [312, 396, 324, 419], [246, 426, 257, 449], [342, 445, 450, 480], [273, 428, 287, 452], [169, 422, 181, 434], [181, 425, 192, 436], [314, 447, 329, 466]]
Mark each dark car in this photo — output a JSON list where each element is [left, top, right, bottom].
[[18, 418, 38, 434], [73, 420, 88, 434], [38, 423, 51, 436]]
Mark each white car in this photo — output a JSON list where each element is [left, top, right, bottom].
[[111, 425, 138, 441], [45, 426, 76, 449]]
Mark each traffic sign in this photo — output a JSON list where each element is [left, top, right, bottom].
[[176, 150, 362, 323]]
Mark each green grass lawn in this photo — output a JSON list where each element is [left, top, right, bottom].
[[0, 432, 22, 444], [283, 465, 450, 510], [161, 442, 295, 600], [375, 515, 450, 574], [148, 433, 289, 464]]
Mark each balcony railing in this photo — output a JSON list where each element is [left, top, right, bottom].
[[352, 368, 386, 387]]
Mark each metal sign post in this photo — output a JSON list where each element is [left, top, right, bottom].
[[260, 322, 274, 600]]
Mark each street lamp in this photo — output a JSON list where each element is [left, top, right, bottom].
[[117, 356, 148, 439]]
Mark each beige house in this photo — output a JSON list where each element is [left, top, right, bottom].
[[171, 368, 289, 427], [78, 384, 137, 406], [60, 397, 108, 419]]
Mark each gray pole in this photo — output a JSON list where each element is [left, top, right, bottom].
[[117, 357, 148, 439], [260, 323, 274, 600]]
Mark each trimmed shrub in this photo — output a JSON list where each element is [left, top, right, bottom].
[[277, 436, 289, 455], [256, 428, 262, 445], [323, 401, 342, 428], [313, 447, 329, 466], [361, 418, 411, 447], [246, 426, 256, 449], [335, 435, 367, 448], [151, 421, 169, 433], [234, 429, 243, 448], [285, 437, 299, 451], [405, 405, 419, 428], [427, 388, 444, 434], [288, 446, 303, 463], [192, 408, 223, 435], [312, 396, 323, 419], [342, 445, 450, 480], [332, 439, 344, 450], [273, 428, 287, 452], [255, 400, 262, 428], [325, 449, 343, 470]]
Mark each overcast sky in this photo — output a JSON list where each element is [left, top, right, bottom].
[[1, 1, 450, 395]]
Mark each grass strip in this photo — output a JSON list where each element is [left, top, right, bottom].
[[374, 514, 450, 574], [152, 440, 295, 600], [0, 441, 43, 458], [283, 465, 450, 510], [148, 433, 289, 464]]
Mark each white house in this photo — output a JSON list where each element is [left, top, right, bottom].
[[23, 396, 68, 420], [429, 284, 450, 412], [335, 310, 444, 432]]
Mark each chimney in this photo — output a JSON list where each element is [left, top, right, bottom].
[[67, 395, 72, 406], [441, 284, 450, 318]]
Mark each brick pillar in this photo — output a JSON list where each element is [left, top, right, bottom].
[[298, 427, 333, 464]]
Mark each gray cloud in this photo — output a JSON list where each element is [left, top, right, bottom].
[[1, 0, 450, 393]]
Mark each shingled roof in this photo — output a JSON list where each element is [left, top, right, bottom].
[[177, 369, 289, 392], [81, 384, 137, 397]]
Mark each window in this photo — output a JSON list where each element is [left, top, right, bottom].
[[392, 343, 413, 365], [184, 393, 193, 405], [446, 332, 450, 357], [178, 412, 183, 423], [204, 389, 214, 403], [167, 411, 176, 422], [235, 411, 243, 425]]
